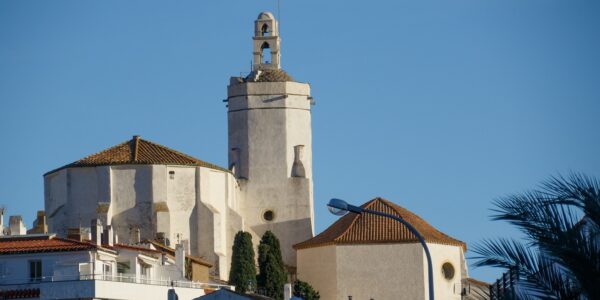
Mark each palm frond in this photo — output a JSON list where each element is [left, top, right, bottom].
[[471, 238, 581, 299], [486, 173, 600, 299]]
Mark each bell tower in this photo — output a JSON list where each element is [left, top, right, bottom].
[[253, 12, 280, 70], [226, 12, 314, 270]]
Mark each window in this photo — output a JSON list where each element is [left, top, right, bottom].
[[140, 265, 151, 278], [103, 263, 112, 275], [117, 261, 131, 274], [29, 260, 42, 281], [169, 171, 175, 180], [263, 210, 275, 222], [442, 262, 455, 280]]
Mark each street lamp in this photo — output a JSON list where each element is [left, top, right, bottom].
[[327, 198, 435, 300]]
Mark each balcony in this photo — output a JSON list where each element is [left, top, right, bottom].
[[0, 274, 234, 300]]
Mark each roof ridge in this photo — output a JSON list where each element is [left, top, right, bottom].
[[294, 197, 467, 251], [75, 140, 130, 165], [333, 211, 362, 243], [377, 197, 467, 248], [132, 135, 140, 161], [44, 136, 231, 175], [139, 138, 200, 163]]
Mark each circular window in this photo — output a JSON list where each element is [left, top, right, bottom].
[[442, 262, 455, 280], [263, 210, 275, 222]]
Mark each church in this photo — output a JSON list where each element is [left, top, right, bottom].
[[44, 12, 312, 281], [39, 12, 487, 299]]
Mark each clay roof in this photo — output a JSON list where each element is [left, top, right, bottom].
[[45, 136, 229, 175], [112, 243, 163, 256], [244, 69, 294, 82], [0, 235, 98, 254], [294, 197, 467, 251]]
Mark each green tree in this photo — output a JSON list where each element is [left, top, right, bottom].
[[293, 280, 320, 300], [229, 231, 257, 293], [257, 231, 287, 300], [473, 173, 600, 299]]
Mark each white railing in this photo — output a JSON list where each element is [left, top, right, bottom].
[[0, 273, 234, 291]]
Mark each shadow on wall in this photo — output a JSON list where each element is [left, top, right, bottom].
[[250, 217, 313, 265], [111, 167, 154, 243]]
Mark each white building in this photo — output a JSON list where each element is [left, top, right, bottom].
[[294, 197, 485, 300], [0, 233, 230, 300], [43, 12, 313, 281]]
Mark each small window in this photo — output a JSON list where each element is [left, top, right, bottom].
[[442, 262, 455, 280], [29, 260, 42, 281], [117, 261, 130, 274], [141, 265, 151, 278], [169, 171, 175, 180], [263, 210, 275, 222], [103, 263, 112, 275]]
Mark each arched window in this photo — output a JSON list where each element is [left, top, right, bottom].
[[261, 42, 271, 64], [261, 24, 270, 36]]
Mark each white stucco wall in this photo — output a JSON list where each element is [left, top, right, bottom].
[[44, 163, 243, 281], [228, 80, 314, 268], [427, 244, 466, 299], [165, 166, 197, 245], [0, 251, 94, 284], [297, 243, 466, 300], [296, 246, 338, 300]]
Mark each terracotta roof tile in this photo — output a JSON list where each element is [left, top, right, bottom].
[[0, 235, 97, 254], [112, 243, 163, 256], [294, 197, 467, 251], [46, 136, 229, 175], [244, 69, 294, 82]]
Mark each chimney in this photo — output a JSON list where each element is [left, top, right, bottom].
[[8, 215, 26, 235], [37, 211, 48, 234], [156, 232, 169, 247], [91, 219, 102, 245], [102, 225, 114, 246], [67, 228, 83, 241], [130, 227, 140, 244], [175, 243, 186, 278], [28, 211, 48, 234]]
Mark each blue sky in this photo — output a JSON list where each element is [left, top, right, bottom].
[[1, 0, 599, 282]]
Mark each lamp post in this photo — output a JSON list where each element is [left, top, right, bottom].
[[327, 198, 435, 300]]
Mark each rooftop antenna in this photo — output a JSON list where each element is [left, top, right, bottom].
[[277, 0, 281, 32]]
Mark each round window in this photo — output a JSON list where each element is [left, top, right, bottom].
[[442, 262, 455, 280], [263, 210, 275, 222]]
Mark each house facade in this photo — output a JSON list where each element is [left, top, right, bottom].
[[0, 234, 230, 300]]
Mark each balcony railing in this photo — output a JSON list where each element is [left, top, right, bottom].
[[0, 273, 234, 291]]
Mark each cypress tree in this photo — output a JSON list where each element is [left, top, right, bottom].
[[229, 231, 257, 293], [293, 280, 320, 300], [257, 231, 287, 300]]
